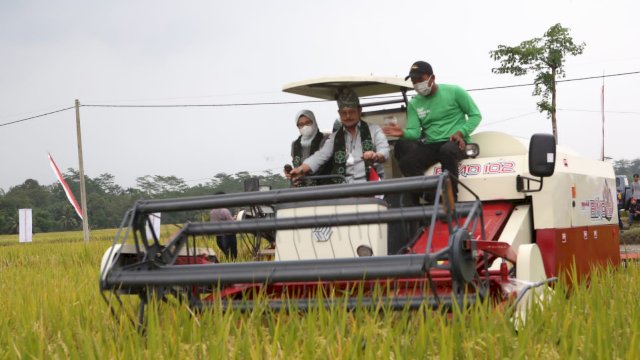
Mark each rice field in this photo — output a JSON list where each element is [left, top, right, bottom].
[[1, 230, 639, 359]]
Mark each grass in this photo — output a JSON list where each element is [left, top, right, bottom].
[[1, 229, 639, 359], [619, 212, 640, 244]]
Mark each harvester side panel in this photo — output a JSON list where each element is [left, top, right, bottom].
[[531, 150, 617, 229], [411, 202, 513, 254], [536, 225, 620, 279]]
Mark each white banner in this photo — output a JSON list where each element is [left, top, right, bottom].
[[18, 209, 32, 243], [145, 213, 161, 240]]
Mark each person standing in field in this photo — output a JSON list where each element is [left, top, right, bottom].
[[210, 191, 237, 259], [631, 174, 640, 200]]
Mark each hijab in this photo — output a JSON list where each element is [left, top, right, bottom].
[[295, 109, 319, 147]]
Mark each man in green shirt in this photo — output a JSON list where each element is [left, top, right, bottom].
[[383, 61, 482, 197]]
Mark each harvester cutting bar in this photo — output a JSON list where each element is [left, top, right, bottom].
[[103, 253, 437, 290], [132, 175, 443, 214], [191, 294, 467, 313]]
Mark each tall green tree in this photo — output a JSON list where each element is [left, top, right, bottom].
[[489, 23, 585, 144]]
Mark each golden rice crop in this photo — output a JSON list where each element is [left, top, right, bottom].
[[1, 229, 639, 359]]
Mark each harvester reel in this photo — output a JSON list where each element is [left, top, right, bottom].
[[449, 228, 476, 285]]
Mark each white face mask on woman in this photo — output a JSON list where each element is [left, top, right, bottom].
[[299, 125, 315, 138], [414, 75, 433, 96]]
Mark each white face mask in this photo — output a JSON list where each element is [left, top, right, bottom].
[[414, 76, 433, 96], [299, 125, 315, 137]]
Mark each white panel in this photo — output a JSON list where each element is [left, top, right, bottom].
[[18, 209, 32, 243], [275, 203, 387, 261], [145, 213, 161, 240]]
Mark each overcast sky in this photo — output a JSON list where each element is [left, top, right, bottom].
[[1, 0, 638, 192]]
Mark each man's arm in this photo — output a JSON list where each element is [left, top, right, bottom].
[[369, 124, 390, 162], [402, 101, 422, 140], [455, 86, 481, 138], [301, 132, 335, 173]]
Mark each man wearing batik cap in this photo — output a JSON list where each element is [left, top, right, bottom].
[[383, 60, 482, 197], [289, 87, 389, 184]]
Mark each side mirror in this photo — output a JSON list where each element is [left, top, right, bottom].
[[528, 133, 556, 177], [517, 133, 556, 193]]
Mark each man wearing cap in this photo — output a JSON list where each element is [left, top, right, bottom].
[[289, 87, 389, 184], [383, 61, 482, 197]]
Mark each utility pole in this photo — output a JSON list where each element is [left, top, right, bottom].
[[601, 73, 605, 161], [75, 99, 90, 242]]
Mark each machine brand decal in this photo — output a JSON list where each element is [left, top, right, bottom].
[[579, 180, 614, 221], [433, 161, 516, 177], [312, 227, 332, 242]]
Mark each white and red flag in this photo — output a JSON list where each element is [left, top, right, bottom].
[[48, 153, 83, 220], [368, 166, 381, 182], [368, 166, 384, 199]]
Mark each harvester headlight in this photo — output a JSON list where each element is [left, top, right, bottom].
[[356, 245, 374, 257], [465, 143, 480, 158]]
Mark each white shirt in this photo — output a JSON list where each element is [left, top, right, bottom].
[[302, 121, 390, 183]]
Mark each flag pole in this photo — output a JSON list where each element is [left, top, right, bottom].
[[600, 72, 605, 161], [75, 99, 90, 242]]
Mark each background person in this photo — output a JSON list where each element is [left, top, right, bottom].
[[631, 174, 640, 201], [289, 87, 389, 184], [210, 191, 237, 259], [628, 197, 640, 228], [383, 61, 482, 198]]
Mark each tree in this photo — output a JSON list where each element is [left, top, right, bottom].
[[136, 175, 188, 196], [489, 23, 585, 144], [94, 173, 124, 195]]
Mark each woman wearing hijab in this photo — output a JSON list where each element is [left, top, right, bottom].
[[285, 110, 329, 186]]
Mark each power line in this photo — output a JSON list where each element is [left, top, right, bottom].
[[82, 99, 327, 108], [558, 108, 640, 115], [466, 71, 640, 92], [478, 112, 539, 128], [0, 106, 75, 128], [1, 70, 638, 127]]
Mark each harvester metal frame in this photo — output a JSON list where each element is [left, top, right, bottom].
[[100, 172, 516, 326]]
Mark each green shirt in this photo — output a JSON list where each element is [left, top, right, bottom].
[[403, 84, 481, 143]]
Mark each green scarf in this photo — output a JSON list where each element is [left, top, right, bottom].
[[292, 132, 324, 168], [332, 120, 374, 182]]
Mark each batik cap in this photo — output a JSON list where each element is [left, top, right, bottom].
[[336, 87, 360, 109]]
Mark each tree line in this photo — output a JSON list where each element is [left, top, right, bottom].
[[1, 159, 638, 235], [0, 170, 289, 234]]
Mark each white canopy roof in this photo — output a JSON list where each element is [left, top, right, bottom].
[[282, 76, 413, 100]]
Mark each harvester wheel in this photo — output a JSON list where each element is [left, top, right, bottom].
[[449, 228, 476, 284]]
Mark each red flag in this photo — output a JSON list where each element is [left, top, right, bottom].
[[368, 166, 380, 182], [48, 153, 83, 220], [368, 166, 384, 199]]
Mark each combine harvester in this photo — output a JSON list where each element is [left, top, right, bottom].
[[100, 77, 622, 322]]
